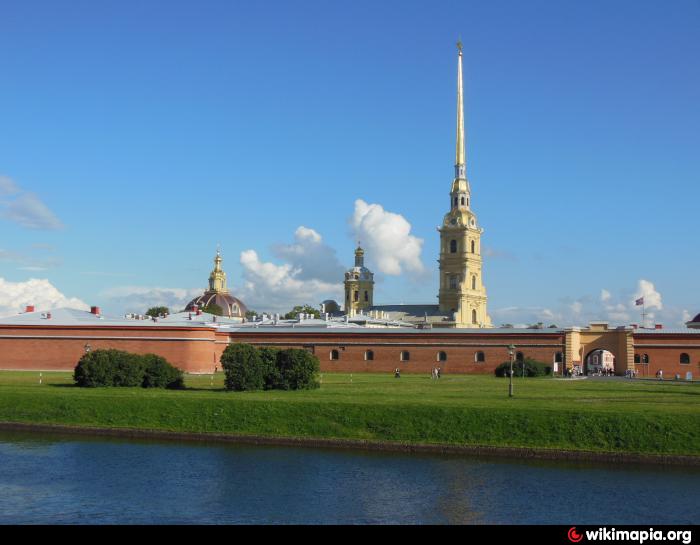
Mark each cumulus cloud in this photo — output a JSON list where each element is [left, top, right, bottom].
[[100, 286, 202, 315], [634, 279, 662, 310], [0, 176, 63, 230], [0, 277, 89, 317], [239, 249, 342, 313], [490, 279, 670, 328], [271, 226, 345, 283], [350, 199, 425, 276]]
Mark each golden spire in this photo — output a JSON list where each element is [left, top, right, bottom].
[[209, 248, 229, 293], [455, 40, 466, 180]]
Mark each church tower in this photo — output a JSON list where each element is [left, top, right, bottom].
[[344, 245, 374, 316], [438, 42, 492, 328], [208, 248, 229, 293]]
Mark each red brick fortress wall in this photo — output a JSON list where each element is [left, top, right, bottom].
[[0, 325, 219, 374], [227, 330, 566, 375]]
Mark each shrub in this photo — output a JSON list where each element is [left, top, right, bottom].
[[495, 358, 552, 378], [74, 349, 182, 388], [258, 346, 280, 390], [221, 343, 266, 391], [274, 348, 320, 391], [74, 349, 144, 387], [141, 354, 184, 389]]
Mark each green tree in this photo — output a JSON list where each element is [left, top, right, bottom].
[[283, 305, 320, 320], [221, 343, 265, 391], [145, 306, 170, 317], [141, 354, 184, 389], [258, 346, 280, 390], [273, 349, 320, 390], [202, 303, 224, 316], [74, 349, 144, 387]]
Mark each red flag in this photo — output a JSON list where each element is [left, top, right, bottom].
[[635, 297, 644, 306]]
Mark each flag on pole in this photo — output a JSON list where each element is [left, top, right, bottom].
[[635, 297, 644, 306]]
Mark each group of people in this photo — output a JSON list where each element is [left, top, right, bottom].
[[589, 367, 616, 377], [624, 369, 639, 378]]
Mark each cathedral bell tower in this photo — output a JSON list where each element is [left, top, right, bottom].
[[437, 42, 492, 328], [344, 244, 374, 316]]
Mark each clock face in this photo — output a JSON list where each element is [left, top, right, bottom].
[[450, 218, 457, 225]]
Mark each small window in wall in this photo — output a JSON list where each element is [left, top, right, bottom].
[[554, 352, 563, 364], [365, 350, 374, 361], [634, 354, 641, 364], [680, 353, 690, 364], [516, 351, 524, 362], [450, 240, 457, 253], [454, 196, 458, 206], [460, 196, 465, 206], [471, 276, 476, 290], [354, 290, 359, 302], [471, 240, 475, 253], [641, 354, 649, 364], [475, 351, 485, 362], [400, 351, 410, 361], [330, 349, 339, 361], [472, 309, 477, 324], [449, 275, 458, 290], [437, 351, 447, 362], [364, 290, 369, 302]]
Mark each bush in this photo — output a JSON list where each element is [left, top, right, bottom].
[[274, 348, 320, 391], [494, 358, 552, 378], [221, 343, 266, 391], [141, 354, 184, 389], [258, 346, 280, 390], [74, 349, 182, 388], [74, 349, 144, 387], [220, 344, 320, 391]]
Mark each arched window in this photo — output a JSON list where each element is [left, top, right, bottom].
[[472, 309, 477, 324], [471, 276, 476, 290], [354, 290, 359, 302], [450, 240, 457, 253], [680, 353, 690, 364], [364, 290, 369, 302], [634, 354, 640, 364], [330, 349, 339, 361], [454, 196, 458, 206], [516, 351, 524, 362], [437, 351, 447, 362], [400, 351, 410, 361], [475, 351, 485, 362], [460, 196, 465, 206], [365, 350, 374, 361], [641, 354, 649, 364], [471, 240, 475, 253], [449, 275, 458, 290], [554, 352, 563, 364]]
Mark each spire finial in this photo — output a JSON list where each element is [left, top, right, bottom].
[[455, 40, 466, 179]]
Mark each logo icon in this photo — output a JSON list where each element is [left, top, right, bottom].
[[568, 527, 583, 543]]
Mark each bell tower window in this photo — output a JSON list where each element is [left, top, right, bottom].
[[450, 240, 457, 253]]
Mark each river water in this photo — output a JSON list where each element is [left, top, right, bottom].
[[0, 430, 697, 524]]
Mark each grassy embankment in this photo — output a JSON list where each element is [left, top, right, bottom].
[[0, 371, 698, 456]]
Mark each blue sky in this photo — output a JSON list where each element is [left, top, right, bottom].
[[0, 0, 698, 326]]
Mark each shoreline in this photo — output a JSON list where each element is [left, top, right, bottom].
[[1, 421, 698, 467]]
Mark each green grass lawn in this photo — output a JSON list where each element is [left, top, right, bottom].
[[0, 370, 698, 456]]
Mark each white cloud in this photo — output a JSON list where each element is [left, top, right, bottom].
[[271, 226, 345, 282], [100, 286, 202, 314], [634, 279, 662, 311], [0, 176, 63, 230], [0, 277, 89, 317], [239, 249, 342, 313], [350, 199, 425, 276], [490, 279, 669, 328]]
